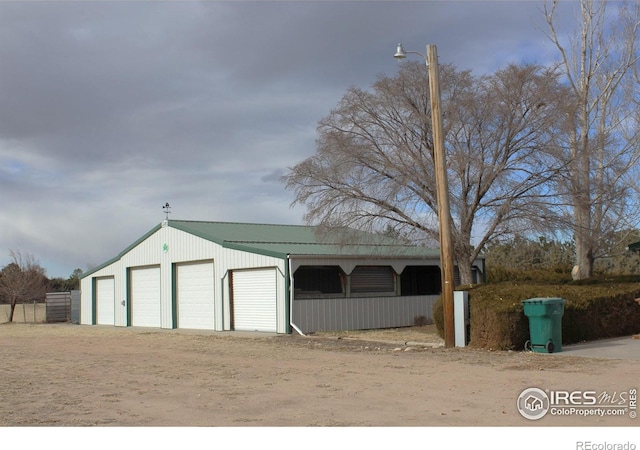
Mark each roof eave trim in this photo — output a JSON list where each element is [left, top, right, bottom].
[[222, 242, 288, 260], [286, 254, 441, 260]]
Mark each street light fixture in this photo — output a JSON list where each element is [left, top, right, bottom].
[[394, 43, 455, 348]]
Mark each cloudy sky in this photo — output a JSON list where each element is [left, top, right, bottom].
[[0, 0, 579, 278]]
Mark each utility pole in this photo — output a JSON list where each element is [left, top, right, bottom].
[[394, 43, 456, 347], [427, 44, 455, 348]]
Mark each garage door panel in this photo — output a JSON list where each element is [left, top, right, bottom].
[[177, 262, 215, 330], [131, 266, 161, 327], [233, 269, 277, 332], [96, 277, 115, 325]]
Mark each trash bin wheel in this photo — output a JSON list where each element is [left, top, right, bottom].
[[546, 341, 555, 353], [524, 340, 532, 352]]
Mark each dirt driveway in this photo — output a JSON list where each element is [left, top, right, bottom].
[[1, 323, 638, 427]]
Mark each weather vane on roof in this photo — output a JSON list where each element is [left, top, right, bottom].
[[162, 202, 171, 220]]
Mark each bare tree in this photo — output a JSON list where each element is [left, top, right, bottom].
[[544, 0, 640, 280], [283, 62, 568, 284], [0, 250, 49, 323]]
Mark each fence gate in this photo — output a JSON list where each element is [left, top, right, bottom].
[[46, 292, 71, 322]]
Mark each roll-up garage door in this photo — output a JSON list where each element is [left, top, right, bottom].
[[350, 266, 395, 294], [232, 268, 277, 332], [131, 266, 161, 327], [96, 277, 115, 325], [177, 261, 215, 330]]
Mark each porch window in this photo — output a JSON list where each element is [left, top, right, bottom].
[[294, 266, 344, 297], [350, 266, 395, 294], [401, 265, 441, 295]]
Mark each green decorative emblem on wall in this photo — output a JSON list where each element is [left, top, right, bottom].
[[162, 243, 169, 253]]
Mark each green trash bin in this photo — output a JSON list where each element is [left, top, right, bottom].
[[522, 298, 565, 353]]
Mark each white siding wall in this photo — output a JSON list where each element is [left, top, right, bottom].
[[81, 262, 124, 326], [80, 223, 287, 333]]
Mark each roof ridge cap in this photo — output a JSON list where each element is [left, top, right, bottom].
[[170, 219, 311, 227]]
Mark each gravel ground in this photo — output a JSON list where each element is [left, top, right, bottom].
[[1, 322, 638, 427]]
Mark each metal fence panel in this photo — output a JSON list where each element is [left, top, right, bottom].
[[46, 292, 71, 322]]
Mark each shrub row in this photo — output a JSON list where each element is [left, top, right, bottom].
[[433, 277, 640, 350]]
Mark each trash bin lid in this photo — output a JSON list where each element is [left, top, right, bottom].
[[522, 297, 565, 304]]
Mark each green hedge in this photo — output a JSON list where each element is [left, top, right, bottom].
[[434, 278, 640, 350]]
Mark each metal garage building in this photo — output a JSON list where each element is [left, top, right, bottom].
[[80, 220, 484, 334]]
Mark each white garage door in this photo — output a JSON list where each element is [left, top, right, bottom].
[[232, 268, 277, 332], [96, 277, 115, 325], [131, 266, 161, 327], [177, 261, 215, 330]]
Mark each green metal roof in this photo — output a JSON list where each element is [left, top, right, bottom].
[[169, 220, 441, 259], [82, 220, 441, 279]]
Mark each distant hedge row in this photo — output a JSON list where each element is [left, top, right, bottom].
[[433, 277, 640, 350]]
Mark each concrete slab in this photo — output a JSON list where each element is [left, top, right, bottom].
[[558, 335, 640, 360]]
